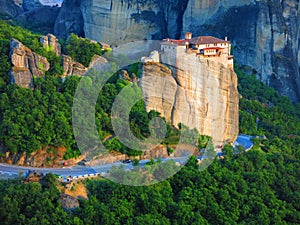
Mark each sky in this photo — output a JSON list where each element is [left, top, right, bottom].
[[39, 0, 63, 7]]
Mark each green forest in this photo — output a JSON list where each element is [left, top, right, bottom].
[[0, 20, 299, 224]]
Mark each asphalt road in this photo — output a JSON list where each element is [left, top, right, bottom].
[[0, 135, 253, 179], [0, 157, 189, 179], [234, 135, 254, 150]]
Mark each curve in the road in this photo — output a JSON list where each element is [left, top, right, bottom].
[[0, 135, 254, 180]]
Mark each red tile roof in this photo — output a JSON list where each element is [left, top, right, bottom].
[[162, 39, 187, 45], [162, 36, 229, 46], [190, 36, 229, 45]]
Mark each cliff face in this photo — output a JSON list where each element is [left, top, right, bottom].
[[54, 0, 84, 38], [0, 0, 23, 17], [140, 60, 239, 144], [55, 0, 190, 43], [55, 0, 300, 102], [10, 39, 50, 89]]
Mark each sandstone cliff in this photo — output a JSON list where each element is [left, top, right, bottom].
[[56, 0, 300, 102], [140, 60, 239, 144], [10, 38, 50, 89]]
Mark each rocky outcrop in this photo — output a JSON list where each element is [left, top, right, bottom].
[[62, 55, 87, 77], [10, 39, 50, 89], [9, 36, 106, 86], [119, 70, 138, 82], [56, 0, 300, 102], [140, 60, 239, 144], [61, 54, 109, 77], [40, 33, 61, 56], [59, 194, 80, 210]]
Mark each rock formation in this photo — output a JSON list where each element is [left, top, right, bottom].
[[40, 33, 61, 56], [10, 39, 50, 89], [140, 59, 239, 144], [39, 0, 63, 7], [9, 35, 99, 88], [62, 55, 87, 77], [56, 0, 300, 102], [58, 194, 80, 210]]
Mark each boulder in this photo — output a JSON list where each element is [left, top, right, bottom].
[[58, 194, 80, 210]]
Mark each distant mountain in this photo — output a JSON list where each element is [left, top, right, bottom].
[[0, 0, 60, 34]]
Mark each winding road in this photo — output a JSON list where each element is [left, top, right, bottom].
[[0, 135, 253, 179]]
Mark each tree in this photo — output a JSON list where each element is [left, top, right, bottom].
[[64, 33, 102, 67]]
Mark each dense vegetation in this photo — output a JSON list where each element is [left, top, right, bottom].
[[0, 21, 299, 224], [0, 21, 185, 158], [62, 33, 102, 67], [236, 65, 300, 159], [0, 151, 299, 224]]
